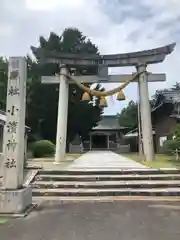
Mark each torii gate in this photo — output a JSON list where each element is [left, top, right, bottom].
[[32, 43, 175, 163]]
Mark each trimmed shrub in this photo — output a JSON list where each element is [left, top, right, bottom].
[[161, 139, 179, 155], [31, 140, 55, 158]]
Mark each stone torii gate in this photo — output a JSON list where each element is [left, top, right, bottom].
[[32, 43, 175, 163]]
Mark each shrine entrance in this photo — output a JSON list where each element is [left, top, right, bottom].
[[91, 134, 107, 150]]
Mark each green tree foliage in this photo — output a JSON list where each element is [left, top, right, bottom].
[[0, 28, 104, 145], [162, 124, 180, 154], [162, 139, 178, 154], [117, 93, 161, 130], [0, 57, 8, 110], [172, 124, 180, 145], [117, 100, 138, 129], [27, 28, 103, 143]]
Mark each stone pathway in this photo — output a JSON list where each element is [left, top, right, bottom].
[[25, 151, 148, 171], [69, 151, 148, 169]]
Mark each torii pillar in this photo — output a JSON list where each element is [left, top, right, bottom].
[[55, 66, 69, 163], [137, 64, 154, 161]]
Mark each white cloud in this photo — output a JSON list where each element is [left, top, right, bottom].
[[0, 23, 14, 36], [98, 0, 180, 114], [0, 0, 180, 115], [143, 0, 180, 18], [26, 0, 85, 11]]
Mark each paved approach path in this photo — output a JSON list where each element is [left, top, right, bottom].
[[69, 151, 147, 169], [1, 201, 180, 240]]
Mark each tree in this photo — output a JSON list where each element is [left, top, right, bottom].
[[117, 100, 138, 129], [27, 28, 104, 143], [162, 124, 180, 156], [172, 124, 180, 144], [0, 57, 8, 110], [117, 99, 155, 130]]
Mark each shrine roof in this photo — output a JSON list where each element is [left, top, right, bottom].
[[92, 115, 127, 131], [158, 90, 180, 103], [152, 89, 180, 112]]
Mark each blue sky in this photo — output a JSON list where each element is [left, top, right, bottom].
[[0, 0, 180, 115]]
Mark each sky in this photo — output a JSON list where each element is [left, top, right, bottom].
[[0, 0, 180, 115]]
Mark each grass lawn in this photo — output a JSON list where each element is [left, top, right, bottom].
[[26, 153, 83, 169], [66, 153, 82, 158], [0, 217, 8, 224], [123, 153, 180, 169]]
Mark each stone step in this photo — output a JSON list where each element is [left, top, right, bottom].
[[32, 187, 180, 197], [35, 174, 180, 182], [32, 180, 180, 189], [32, 195, 180, 203], [38, 169, 180, 175]]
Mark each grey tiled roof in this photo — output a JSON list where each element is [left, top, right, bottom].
[[152, 90, 180, 112], [170, 114, 180, 119], [92, 115, 127, 130], [161, 90, 180, 103]]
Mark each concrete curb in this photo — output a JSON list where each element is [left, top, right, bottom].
[[23, 170, 39, 187], [0, 204, 37, 218]]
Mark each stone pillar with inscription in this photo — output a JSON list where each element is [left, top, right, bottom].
[[137, 64, 154, 161], [0, 57, 32, 214]]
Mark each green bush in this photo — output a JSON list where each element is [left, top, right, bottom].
[[162, 139, 179, 155], [172, 124, 180, 142], [31, 140, 55, 158]]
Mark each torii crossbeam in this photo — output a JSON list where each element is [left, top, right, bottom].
[[41, 73, 166, 84]]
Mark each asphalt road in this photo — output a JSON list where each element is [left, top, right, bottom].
[[0, 201, 180, 240]]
